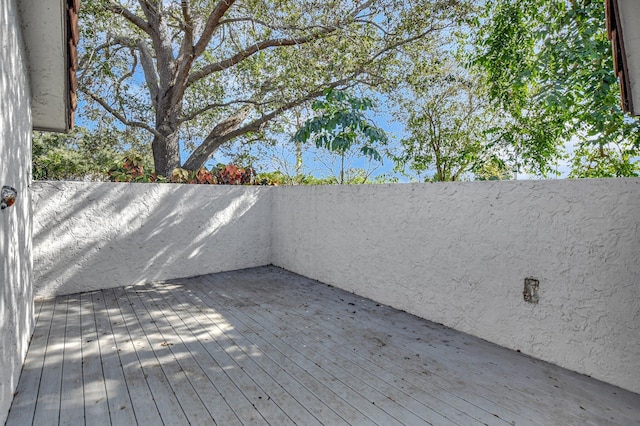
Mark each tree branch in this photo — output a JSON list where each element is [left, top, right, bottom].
[[354, 18, 393, 36], [178, 99, 265, 124], [193, 0, 237, 57], [186, 0, 373, 87], [79, 36, 136, 70], [82, 89, 162, 138], [106, 1, 152, 35], [370, 24, 449, 63], [137, 40, 159, 108], [187, 29, 336, 86], [182, 77, 355, 170], [137, 0, 159, 23], [177, 0, 195, 65], [218, 16, 333, 33]]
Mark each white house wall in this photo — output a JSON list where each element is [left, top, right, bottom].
[[271, 179, 640, 394], [0, 0, 34, 423]]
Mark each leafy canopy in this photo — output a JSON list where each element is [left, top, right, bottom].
[[292, 89, 388, 162], [32, 127, 137, 181], [78, 0, 469, 176], [471, 0, 640, 176], [391, 48, 502, 182]]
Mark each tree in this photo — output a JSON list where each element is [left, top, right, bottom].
[[473, 157, 513, 180], [392, 55, 498, 182], [79, 0, 469, 177], [292, 89, 388, 184], [569, 142, 639, 178], [471, 0, 640, 176], [32, 127, 144, 181]]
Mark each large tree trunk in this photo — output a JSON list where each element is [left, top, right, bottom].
[[152, 131, 181, 177], [182, 105, 253, 171]]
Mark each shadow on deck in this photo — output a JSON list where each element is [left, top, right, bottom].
[[7, 266, 640, 425]]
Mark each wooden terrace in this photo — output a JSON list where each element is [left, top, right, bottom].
[[6, 267, 640, 425]]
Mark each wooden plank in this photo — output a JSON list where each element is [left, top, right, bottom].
[[184, 278, 427, 425], [144, 283, 272, 425], [264, 297, 531, 425], [242, 275, 537, 425], [159, 283, 318, 426], [31, 296, 69, 425], [101, 289, 164, 425], [183, 277, 419, 426], [123, 285, 215, 425], [6, 299, 54, 425], [8, 266, 640, 426], [79, 292, 111, 425], [192, 276, 462, 424], [156, 281, 336, 426], [91, 291, 138, 425], [111, 287, 190, 425], [59, 294, 85, 426], [302, 291, 607, 426], [195, 268, 622, 426], [266, 272, 581, 424], [138, 284, 245, 426], [192, 275, 478, 425], [241, 267, 640, 425]]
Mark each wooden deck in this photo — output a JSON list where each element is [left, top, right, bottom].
[[7, 266, 640, 425]]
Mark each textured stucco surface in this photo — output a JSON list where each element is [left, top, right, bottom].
[[271, 180, 640, 394], [32, 179, 640, 394], [32, 182, 272, 297], [0, 1, 34, 423]]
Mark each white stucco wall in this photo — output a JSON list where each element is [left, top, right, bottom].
[[32, 182, 272, 297], [271, 179, 640, 394], [0, 0, 34, 423], [32, 179, 640, 394]]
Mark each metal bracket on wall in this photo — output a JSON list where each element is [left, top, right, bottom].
[[523, 278, 539, 304], [1, 186, 17, 209]]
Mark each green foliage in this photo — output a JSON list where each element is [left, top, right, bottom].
[[473, 158, 514, 181], [471, 0, 639, 176], [569, 143, 640, 178], [254, 171, 289, 186], [211, 164, 255, 185], [32, 128, 123, 181], [169, 168, 216, 184], [79, 0, 468, 175], [108, 153, 164, 183], [254, 168, 396, 185], [392, 57, 498, 182], [292, 89, 388, 161], [254, 171, 337, 186]]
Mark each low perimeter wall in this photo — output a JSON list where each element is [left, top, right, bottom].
[[32, 182, 272, 297], [33, 178, 640, 394], [271, 179, 640, 394]]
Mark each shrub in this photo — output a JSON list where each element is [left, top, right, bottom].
[[212, 164, 254, 185], [169, 167, 215, 184], [110, 157, 258, 185], [108, 153, 164, 183]]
